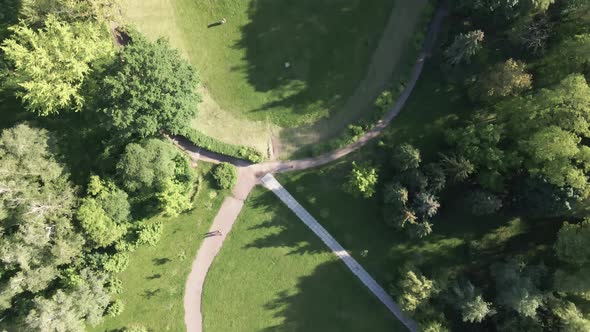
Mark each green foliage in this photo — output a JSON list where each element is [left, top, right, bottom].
[[438, 153, 475, 183], [117, 139, 178, 193], [391, 143, 421, 172], [24, 270, 110, 330], [446, 122, 514, 191], [414, 192, 440, 219], [492, 260, 546, 318], [394, 269, 436, 312], [103, 253, 129, 274], [551, 300, 590, 332], [100, 29, 200, 138], [107, 299, 124, 317], [0, 124, 83, 310], [1, 15, 114, 115], [523, 126, 587, 190], [409, 221, 434, 239], [473, 59, 532, 102], [77, 198, 127, 247], [212, 162, 238, 190], [21, 0, 121, 24], [445, 30, 484, 65], [180, 128, 265, 163], [553, 220, 590, 294], [344, 161, 379, 198], [136, 221, 164, 246], [123, 325, 148, 332], [538, 34, 590, 85], [375, 90, 394, 113], [451, 281, 495, 323], [156, 178, 192, 217], [423, 163, 446, 194], [554, 219, 590, 267], [421, 321, 449, 332]]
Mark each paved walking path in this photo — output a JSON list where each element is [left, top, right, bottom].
[[181, 3, 448, 332], [260, 174, 419, 332]]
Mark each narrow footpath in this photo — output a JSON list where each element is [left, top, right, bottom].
[[180, 4, 448, 332]]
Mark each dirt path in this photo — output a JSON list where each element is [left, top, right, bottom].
[[181, 4, 448, 332]]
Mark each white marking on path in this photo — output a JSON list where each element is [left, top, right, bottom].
[[260, 173, 419, 332]]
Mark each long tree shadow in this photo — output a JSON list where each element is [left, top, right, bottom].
[[261, 260, 403, 331], [243, 190, 327, 255], [235, 0, 393, 122]]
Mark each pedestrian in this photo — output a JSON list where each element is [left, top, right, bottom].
[[207, 18, 227, 29]]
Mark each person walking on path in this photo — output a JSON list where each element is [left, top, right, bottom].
[[204, 230, 223, 238]]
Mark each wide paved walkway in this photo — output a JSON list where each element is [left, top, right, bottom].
[[260, 174, 419, 332]]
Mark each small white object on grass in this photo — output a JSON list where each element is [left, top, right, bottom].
[[284, 61, 291, 69]]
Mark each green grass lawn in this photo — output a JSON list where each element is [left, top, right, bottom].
[[201, 187, 406, 332], [90, 164, 227, 332], [122, 0, 430, 155]]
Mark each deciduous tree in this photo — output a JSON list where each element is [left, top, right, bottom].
[[100, 30, 200, 138]]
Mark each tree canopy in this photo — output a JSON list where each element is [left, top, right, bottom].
[[100, 30, 200, 138], [1, 15, 113, 115]]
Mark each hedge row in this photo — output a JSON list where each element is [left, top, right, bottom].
[[179, 128, 265, 163]]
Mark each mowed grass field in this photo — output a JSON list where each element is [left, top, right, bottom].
[[122, 0, 430, 155], [90, 164, 227, 332], [201, 188, 406, 332]]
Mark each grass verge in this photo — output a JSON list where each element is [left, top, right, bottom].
[[90, 163, 227, 332]]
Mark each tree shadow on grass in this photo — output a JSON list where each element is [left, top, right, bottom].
[[234, 0, 392, 124], [243, 190, 328, 255], [261, 260, 402, 332]]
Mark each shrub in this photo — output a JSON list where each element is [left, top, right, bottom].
[[180, 128, 265, 163], [343, 161, 379, 198], [137, 221, 164, 246], [123, 325, 148, 332], [107, 299, 124, 317], [212, 162, 238, 190], [103, 253, 129, 273], [107, 277, 123, 294]]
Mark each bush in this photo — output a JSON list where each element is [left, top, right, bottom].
[[107, 299, 124, 317], [180, 128, 265, 163], [212, 163, 238, 190], [343, 161, 379, 198], [103, 253, 130, 273], [123, 325, 148, 332], [137, 221, 164, 246]]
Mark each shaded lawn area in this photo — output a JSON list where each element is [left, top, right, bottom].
[[170, 0, 395, 127], [202, 187, 406, 332], [90, 164, 227, 332]]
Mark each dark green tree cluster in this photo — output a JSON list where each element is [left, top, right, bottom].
[[381, 1, 590, 330], [382, 144, 446, 238]]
